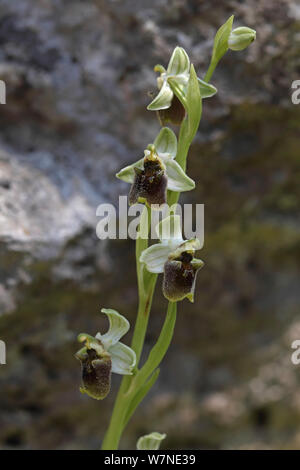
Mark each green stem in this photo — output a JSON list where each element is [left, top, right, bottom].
[[131, 302, 177, 392], [204, 58, 218, 83], [130, 273, 157, 365], [101, 383, 128, 450], [122, 369, 160, 430], [101, 206, 157, 450], [131, 206, 157, 365]]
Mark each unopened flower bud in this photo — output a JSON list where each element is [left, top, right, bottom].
[[129, 149, 167, 207], [228, 27, 256, 51]]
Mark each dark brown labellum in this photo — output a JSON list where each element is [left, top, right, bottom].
[[163, 252, 199, 302], [157, 95, 186, 126], [129, 157, 167, 206], [78, 348, 112, 400]]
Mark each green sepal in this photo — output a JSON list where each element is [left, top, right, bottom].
[[147, 80, 173, 111], [167, 46, 190, 75], [154, 127, 177, 159], [198, 77, 217, 98]]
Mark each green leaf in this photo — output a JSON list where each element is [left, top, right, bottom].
[[168, 67, 201, 170], [186, 64, 202, 142], [123, 369, 160, 429], [212, 15, 234, 63], [154, 127, 177, 159]]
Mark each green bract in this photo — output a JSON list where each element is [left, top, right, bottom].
[[116, 128, 195, 206], [211, 15, 234, 64], [147, 46, 217, 115], [75, 309, 136, 400], [137, 432, 166, 450]]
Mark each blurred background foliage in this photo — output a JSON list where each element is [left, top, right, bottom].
[[0, 0, 300, 449]]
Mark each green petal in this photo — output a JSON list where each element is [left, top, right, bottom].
[[169, 238, 201, 259], [137, 432, 166, 450], [77, 334, 104, 356], [96, 308, 130, 349], [140, 243, 172, 273], [167, 46, 190, 75], [156, 214, 183, 243], [154, 64, 166, 74], [170, 72, 189, 86], [154, 127, 177, 159], [116, 158, 144, 184], [165, 159, 195, 192], [198, 77, 217, 98], [147, 80, 173, 111], [109, 342, 136, 375]]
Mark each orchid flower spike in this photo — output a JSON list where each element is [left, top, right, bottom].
[[147, 46, 217, 125], [137, 432, 166, 450], [140, 215, 204, 302], [116, 127, 195, 207], [75, 309, 136, 400]]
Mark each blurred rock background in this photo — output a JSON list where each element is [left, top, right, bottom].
[[0, 0, 300, 450]]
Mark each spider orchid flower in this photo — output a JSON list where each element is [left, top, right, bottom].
[[116, 127, 195, 207], [75, 309, 136, 400], [140, 215, 204, 302], [147, 46, 217, 125]]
